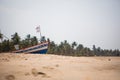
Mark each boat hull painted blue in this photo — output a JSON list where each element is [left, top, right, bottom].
[[31, 49, 48, 54], [14, 42, 49, 54]]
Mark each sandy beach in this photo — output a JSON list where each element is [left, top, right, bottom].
[[0, 53, 120, 80]]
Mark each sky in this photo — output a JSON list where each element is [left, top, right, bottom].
[[0, 0, 120, 50]]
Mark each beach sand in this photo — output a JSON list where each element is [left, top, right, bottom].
[[0, 53, 120, 80]]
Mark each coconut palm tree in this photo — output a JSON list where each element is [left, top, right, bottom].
[[72, 41, 77, 49], [31, 36, 38, 46], [0, 32, 3, 42], [11, 32, 20, 45]]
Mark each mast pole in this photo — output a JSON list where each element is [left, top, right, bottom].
[[39, 25, 42, 39]]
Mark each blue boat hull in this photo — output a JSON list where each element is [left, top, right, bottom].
[[31, 49, 48, 54], [14, 42, 49, 54]]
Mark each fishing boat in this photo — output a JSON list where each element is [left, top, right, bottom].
[[13, 25, 49, 54], [13, 41, 49, 54]]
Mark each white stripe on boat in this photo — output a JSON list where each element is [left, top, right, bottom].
[[13, 42, 49, 53]]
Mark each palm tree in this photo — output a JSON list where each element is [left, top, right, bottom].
[[11, 32, 20, 45], [62, 40, 72, 55], [48, 41, 56, 54], [26, 34, 31, 46], [31, 36, 38, 45], [77, 44, 83, 50], [0, 32, 3, 42], [72, 41, 77, 49], [59, 42, 64, 54], [71, 41, 77, 55], [76, 44, 83, 56]]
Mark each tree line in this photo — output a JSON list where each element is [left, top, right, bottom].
[[0, 32, 38, 52], [48, 40, 120, 56], [0, 32, 120, 56]]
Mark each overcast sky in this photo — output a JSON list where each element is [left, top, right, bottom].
[[0, 0, 120, 50]]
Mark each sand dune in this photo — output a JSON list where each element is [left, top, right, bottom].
[[0, 53, 120, 80]]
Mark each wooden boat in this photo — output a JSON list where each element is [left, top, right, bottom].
[[13, 26, 49, 54], [13, 41, 49, 54]]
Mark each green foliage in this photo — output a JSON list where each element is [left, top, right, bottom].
[[20, 35, 38, 48], [47, 41, 120, 56], [48, 41, 56, 54], [0, 32, 38, 52], [11, 32, 20, 45], [1, 40, 11, 52], [0, 32, 120, 56], [0, 33, 3, 41], [31, 36, 38, 46]]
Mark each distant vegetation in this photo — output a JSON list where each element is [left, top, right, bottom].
[[0, 32, 38, 52], [48, 40, 120, 56], [0, 32, 120, 56]]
